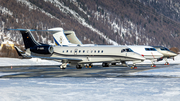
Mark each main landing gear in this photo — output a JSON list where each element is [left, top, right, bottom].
[[60, 63, 67, 69], [151, 60, 156, 67], [85, 63, 93, 68], [164, 58, 169, 65], [102, 62, 109, 67], [151, 64, 156, 67], [165, 62, 169, 65], [76, 64, 82, 69]]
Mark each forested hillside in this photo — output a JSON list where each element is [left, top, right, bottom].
[[0, 0, 180, 57]]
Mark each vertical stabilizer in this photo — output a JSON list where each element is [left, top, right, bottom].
[[64, 31, 82, 45], [20, 30, 40, 49], [48, 27, 70, 46]]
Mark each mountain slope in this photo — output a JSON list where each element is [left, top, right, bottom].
[[0, 0, 180, 50]]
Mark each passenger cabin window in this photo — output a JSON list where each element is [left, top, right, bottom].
[[145, 48, 156, 51], [70, 50, 72, 53], [94, 50, 96, 53], [98, 50, 100, 53], [63, 50, 64, 53], [79, 50, 81, 53], [101, 50, 103, 53], [83, 50, 85, 53], [66, 50, 68, 53]]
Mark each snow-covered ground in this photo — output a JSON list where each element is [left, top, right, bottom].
[[0, 55, 180, 101], [0, 65, 180, 101], [0, 58, 60, 66]]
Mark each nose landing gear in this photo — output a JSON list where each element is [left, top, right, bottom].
[[131, 64, 137, 69], [164, 62, 169, 65]]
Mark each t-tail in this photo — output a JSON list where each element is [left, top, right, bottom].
[[7, 29, 54, 55], [48, 27, 71, 46], [20, 30, 41, 49]]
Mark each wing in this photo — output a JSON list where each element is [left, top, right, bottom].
[[31, 56, 82, 61]]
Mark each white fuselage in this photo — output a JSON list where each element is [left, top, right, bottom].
[[48, 27, 162, 61], [127, 46, 163, 60], [154, 47, 177, 58], [31, 45, 145, 65]]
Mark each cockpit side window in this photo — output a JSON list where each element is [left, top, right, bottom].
[[126, 48, 133, 52], [145, 48, 150, 51], [165, 48, 170, 51], [121, 48, 133, 52], [121, 49, 126, 53], [145, 48, 156, 51], [150, 48, 156, 51]]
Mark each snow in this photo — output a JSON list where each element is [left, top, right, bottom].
[[1, 41, 14, 45], [0, 58, 60, 66], [16, 0, 61, 21], [1, 68, 180, 101], [0, 6, 13, 16], [0, 56, 179, 100], [0, 54, 179, 100], [44, 0, 119, 45]]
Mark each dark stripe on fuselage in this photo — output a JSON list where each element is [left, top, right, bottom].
[[53, 52, 141, 60]]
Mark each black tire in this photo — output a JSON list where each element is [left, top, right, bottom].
[[102, 63, 109, 67], [76, 65, 82, 69]]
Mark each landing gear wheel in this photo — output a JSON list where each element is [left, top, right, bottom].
[[111, 63, 116, 65], [151, 64, 156, 67], [131, 65, 137, 69], [102, 62, 109, 67], [165, 62, 169, 65], [89, 63, 93, 68], [60, 65, 66, 69], [76, 65, 82, 69], [60, 63, 67, 69]]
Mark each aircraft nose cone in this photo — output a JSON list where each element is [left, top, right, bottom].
[[171, 52, 178, 57]]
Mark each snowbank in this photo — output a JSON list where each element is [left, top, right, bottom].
[[0, 58, 60, 66]]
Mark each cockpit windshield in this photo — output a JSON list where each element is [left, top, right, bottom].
[[145, 48, 156, 51], [160, 47, 170, 51], [121, 48, 133, 52]]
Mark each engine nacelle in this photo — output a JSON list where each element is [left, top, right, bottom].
[[30, 45, 54, 54]]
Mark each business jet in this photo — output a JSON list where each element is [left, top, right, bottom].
[[127, 46, 164, 67], [153, 46, 178, 65], [49, 27, 163, 67], [8, 29, 145, 69]]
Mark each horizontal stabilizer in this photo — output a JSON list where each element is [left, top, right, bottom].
[[14, 46, 31, 58], [6, 28, 62, 32]]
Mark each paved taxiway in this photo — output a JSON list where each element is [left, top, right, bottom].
[[0, 64, 177, 78]]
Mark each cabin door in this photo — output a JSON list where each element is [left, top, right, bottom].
[[74, 49, 78, 55]]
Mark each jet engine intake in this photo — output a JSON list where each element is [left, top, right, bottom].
[[30, 45, 54, 54]]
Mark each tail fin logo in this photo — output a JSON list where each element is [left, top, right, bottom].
[[60, 36, 63, 44]]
